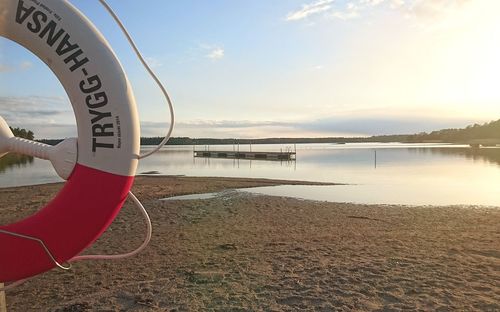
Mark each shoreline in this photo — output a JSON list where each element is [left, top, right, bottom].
[[0, 175, 341, 191], [1, 176, 499, 311], [4, 176, 499, 208]]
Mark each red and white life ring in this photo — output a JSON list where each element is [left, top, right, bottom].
[[0, 0, 140, 282]]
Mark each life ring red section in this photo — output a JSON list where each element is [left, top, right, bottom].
[[0, 164, 134, 282]]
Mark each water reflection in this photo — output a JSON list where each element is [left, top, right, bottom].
[[1, 143, 500, 206], [193, 157, 296, 170], [411, 147, 500, 166], [0, 153, 34, 174]]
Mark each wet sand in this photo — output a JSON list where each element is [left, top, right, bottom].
[[1, 176, 499, 311]]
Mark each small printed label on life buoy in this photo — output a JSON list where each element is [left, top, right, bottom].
[[15, 0, 122, 153]]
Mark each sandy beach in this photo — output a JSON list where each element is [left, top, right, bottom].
[[1, 176, 499, 311]]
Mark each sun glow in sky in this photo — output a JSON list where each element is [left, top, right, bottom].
[[1, 0, 499, 139]]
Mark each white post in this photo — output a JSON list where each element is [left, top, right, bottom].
[[0, 283, 6, 312]]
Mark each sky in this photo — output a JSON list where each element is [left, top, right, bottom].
[[1, 0, 500, 139]]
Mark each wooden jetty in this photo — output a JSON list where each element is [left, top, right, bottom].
[[193, 146, 296, 161]]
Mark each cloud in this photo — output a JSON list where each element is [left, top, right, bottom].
[[145, 57, 163, 68], [0, 64, 14, 72], [17, 112, 479, 139], [0, 61, 33, 72], [286, 0, 335, 21], [0, 95, 68, 112], [198, 44, 225, 61], [20, 61, 33, 70], [329, 3, 360, 20], [296, 116, 475, 136], [207, 47, 225, 60], [360, 0, 388, 6], [359, 0, 405, 7], [285, 0, 473, 23], [286, 0, 396, 22], [177, 120, 288, 129], [141, 119, 294, 138], [0, 96, 75, 138], [142, 119, 288, 131], [327, 0, 408, 20], [141, 114, 477, 139], [409, 0, 472, 20], [390, 0, 405, 8]]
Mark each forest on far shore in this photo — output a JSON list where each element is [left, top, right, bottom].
[[10, 127, 34, 140], [138, 118, 500, 145], [10, 118, 500, 146]]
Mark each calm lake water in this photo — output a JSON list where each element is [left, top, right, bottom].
[[1, 143, 499, 206]]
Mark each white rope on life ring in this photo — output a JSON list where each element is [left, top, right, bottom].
[[0, 0, 172, 283]]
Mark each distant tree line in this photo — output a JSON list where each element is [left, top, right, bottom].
[[404, 119, 500, 143], [102, 119, 500, 145], [140, 135, 427, 145], [10, 127, 34, 140], [140, 136, 404, 145], [142, 119, 500, 145], [37, 118, 500, 146], [38, 139, 62, 145]]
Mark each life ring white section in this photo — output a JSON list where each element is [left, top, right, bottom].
[[0, 0, 139, 177]]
